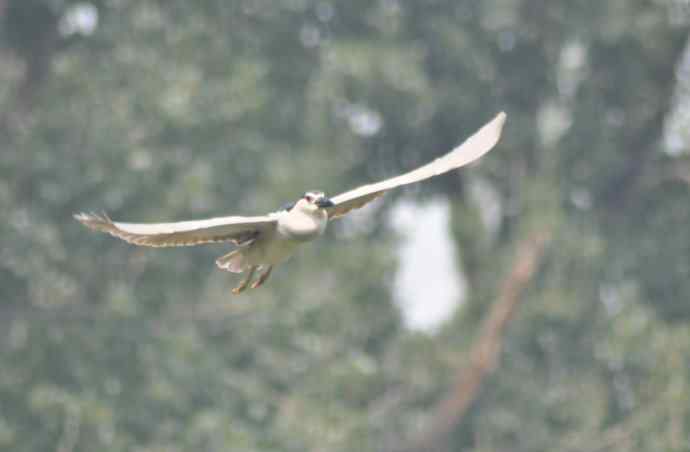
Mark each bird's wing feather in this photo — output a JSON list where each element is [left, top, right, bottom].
[[74, 212, 277, 247], [326, 112, 506, 219]]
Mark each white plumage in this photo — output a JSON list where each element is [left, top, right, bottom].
[[76, 112, 506, 293]]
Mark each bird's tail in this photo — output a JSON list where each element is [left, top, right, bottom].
[[215, 249, 247, 273]]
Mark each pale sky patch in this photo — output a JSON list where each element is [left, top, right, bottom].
[[390, 197, 466, 333]]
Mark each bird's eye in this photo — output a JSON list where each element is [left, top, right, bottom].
[[305, 194, 314, 203]]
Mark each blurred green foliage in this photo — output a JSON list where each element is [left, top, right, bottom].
[[1, 0, 690, 451]]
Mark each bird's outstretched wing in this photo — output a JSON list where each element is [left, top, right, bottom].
[[326, 112, 506, 219], [74, 212, 277, 247]]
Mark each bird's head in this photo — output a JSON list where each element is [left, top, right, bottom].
[[294, 190, 334, 213]]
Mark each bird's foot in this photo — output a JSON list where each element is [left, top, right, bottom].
[[250, 266, 273, 289], [231, 266, 257, 295]]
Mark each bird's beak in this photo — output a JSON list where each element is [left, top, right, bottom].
[[316, 198, 335, 208]]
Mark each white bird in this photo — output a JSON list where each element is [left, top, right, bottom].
[[75, 112, 506, 293]]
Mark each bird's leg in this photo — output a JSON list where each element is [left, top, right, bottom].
[[250, 266, 273, 289], [232, 266, 257, 294]]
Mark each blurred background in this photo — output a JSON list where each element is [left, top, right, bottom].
[[2, 1, 690, 451]]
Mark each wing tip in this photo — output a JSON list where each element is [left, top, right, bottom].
[[477, 110, 507, 149], [493, 111, 507, 132], [74, 211, 114, 232]]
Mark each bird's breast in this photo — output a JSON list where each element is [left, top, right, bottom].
[[277, 210, 327, 242]]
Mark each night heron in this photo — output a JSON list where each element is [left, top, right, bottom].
[[75, 112, 506, 293]]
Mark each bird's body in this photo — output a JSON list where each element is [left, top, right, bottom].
[[216, 201, 328, 274], [75, 112, 507, 293], [276, 204, 328, 243]]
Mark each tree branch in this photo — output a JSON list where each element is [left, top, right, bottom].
[[391, 229, 552, 452]]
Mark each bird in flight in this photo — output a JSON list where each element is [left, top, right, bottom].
[[75, 112, 506, 293]]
